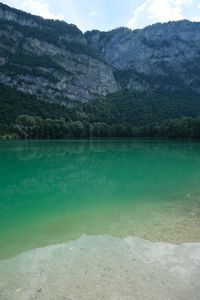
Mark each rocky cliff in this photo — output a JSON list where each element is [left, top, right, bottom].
[[1, 2, 200, 103], [0, 3, 118, 103], [85, 21, 200, 93]]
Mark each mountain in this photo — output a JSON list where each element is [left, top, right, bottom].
[[85, 21, 200, 93], [0, 3, 118, 103], [0, 3, 200, 139]]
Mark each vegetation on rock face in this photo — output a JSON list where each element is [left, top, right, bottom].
[[1, 84, 200, 139], [86, 90, 200, 126], [85, 20, 200, 93], [1, 3, 200, 139], [0, 2, 83, 38], [0, 3, 116, 103], [0, 84, 71, 124]]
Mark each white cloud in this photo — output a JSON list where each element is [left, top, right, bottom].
[[89, 9, 98, 17], [127, 2, 148, 29], [127, 0, 193, 29], [3, 0, 64, 20]]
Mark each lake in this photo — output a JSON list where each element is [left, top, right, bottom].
[[0, 139, 200, 259]]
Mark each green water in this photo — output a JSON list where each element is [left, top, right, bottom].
[[0, 139, 200, 259]]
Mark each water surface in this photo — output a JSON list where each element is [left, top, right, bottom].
[[0, 139, 200, 259]]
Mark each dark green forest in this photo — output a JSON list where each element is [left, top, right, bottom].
[[1, 84, 200, 139]]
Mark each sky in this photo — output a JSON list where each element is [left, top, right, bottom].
[[1, 0, 200, 32]]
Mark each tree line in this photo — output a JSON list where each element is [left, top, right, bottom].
[[1, 115, 199, 139], [1, 84, 200, 139]]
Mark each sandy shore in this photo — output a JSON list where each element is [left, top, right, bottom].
[[0, 235, 200, 300]]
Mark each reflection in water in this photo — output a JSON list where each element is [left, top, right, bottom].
[[0, 139, 200, 259], [1, 139, 200, 161]]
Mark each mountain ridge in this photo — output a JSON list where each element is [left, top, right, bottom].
[[0, 2, 118, 103], [85, 19, 200, 93], [0, 3, 200, 139], [1, 3, 200, 100]]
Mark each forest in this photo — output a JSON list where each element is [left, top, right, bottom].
[[1, 84, 200, 139]]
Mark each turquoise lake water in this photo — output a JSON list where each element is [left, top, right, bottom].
[[0, 139, 200, 259]]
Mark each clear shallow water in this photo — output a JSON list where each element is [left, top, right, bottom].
[[0, 139, 200, 259]]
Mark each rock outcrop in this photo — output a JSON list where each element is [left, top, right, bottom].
[[0, 3, 118, 103], [85, 21, 200, 92], [1, 2, 200, 103]]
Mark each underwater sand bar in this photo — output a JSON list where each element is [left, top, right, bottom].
[[0, 235, 200, 300]]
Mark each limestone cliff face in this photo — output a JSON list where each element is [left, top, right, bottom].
[[1, 2, 200, 103], [0, 3, 118, 103], [85, 21, 200, 93]]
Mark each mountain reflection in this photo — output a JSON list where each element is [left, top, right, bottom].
[[0, 139, 200, 161]]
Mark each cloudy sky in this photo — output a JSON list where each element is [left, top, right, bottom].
[[2, 0, 200, 32]]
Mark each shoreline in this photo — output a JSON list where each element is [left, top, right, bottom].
[[0, 234, 200, 300]]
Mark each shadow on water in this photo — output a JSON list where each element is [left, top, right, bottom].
[[0, 139, 200, 259]]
